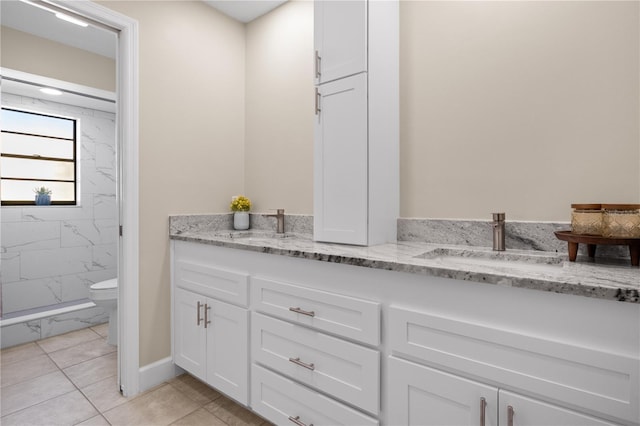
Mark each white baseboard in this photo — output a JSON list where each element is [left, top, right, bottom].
[[138, 356, 182, 392]]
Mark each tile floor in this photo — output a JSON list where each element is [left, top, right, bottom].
[[1, 324, 271, 425]]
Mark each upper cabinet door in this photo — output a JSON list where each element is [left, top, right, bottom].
[[314, 0, 367, 85], [314, 73, 368, 245]]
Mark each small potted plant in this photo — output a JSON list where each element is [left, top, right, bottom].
[[230, 195, 251, 230], [34, 186, 52, 205]]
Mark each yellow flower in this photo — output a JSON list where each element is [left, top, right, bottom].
[[230, 195, 251, 212]]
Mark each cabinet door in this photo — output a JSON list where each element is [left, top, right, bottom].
[[388, 357, 498, 426], [314, 73, 368, 245], [499, 391, 619, 426], [314, 0, 367, 84], [206, 299, 249, 405], [173, 288, 207, 381]]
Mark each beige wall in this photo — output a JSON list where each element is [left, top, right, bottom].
[[400, 1, 640, 221], [0, 26, 116, 92], [246, 0, 639, 221], [98, 1, 246, 366], [245, 0, 314, 213]]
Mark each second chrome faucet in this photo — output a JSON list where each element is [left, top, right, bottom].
[[492, 212, 506, 251], [266, 209, 285, 234]]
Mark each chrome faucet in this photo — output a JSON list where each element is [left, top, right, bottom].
[[266, 209, 285, 234], [492, 213, 506, 251]]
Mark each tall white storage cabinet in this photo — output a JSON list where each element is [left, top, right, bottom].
[[313, 0, 399, 246]]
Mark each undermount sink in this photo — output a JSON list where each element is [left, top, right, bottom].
[[414, 247, 565, 269]]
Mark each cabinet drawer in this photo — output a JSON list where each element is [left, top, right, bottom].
[[389, 306, 639, 424], [251, 276, 380, 345], [252, 312, 380, 415], [251, 364, 378, 426], [174, 259, 249, 307]]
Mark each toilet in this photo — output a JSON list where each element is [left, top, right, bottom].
[[89, 278, 118, 345]]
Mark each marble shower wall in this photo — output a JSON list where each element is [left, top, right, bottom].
[[1, 94, 115, 346]]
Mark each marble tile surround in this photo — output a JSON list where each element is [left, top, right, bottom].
[[1, 94, 115, 347]]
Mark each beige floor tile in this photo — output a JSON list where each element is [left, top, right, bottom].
[[36, 328, 101, 353], [1, 390, 98, 426], [49, 337, 116, 369], [76, 414, 111, 426], [170, 408, 227, 426], [64, 352, 117, 389], [168, 374, 222, 405], [1, 342, 45, 366], [90, 323, 109, 338], [1, 370, 75, 416], [1, 353, 58, 388], [103, 383, 201, 426], [204, 396, 265, 426], [80, 374, 129, 413]]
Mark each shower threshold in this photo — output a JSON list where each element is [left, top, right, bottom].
[[0, 299, 96, 327]]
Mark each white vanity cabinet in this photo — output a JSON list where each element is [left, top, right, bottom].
[[313, 0, 399, 246], [170, 240, 639, 426], [171, 242, 250, 405], [314, 0, 367, 84]]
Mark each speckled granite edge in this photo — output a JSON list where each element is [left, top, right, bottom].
[[397, 218, 630, 259]]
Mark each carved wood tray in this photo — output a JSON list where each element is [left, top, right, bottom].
[[554, 230, 640, 267]]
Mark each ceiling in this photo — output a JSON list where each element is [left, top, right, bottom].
[[203, 0, 288, 23]]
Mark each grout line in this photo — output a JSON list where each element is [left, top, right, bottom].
[[50, 347, 107, 424], [0, 386, 79, 421]]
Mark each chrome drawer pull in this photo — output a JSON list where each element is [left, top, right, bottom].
[[289, 416, 313, 426], [289, 307, 315, 317], [480, 397, 486, 426], [507, 405, 514, 426], [314, 88, 321, 116], [288, 357, 315, 371], [196, 301, 203, 326], [315, 49, 321, 79]]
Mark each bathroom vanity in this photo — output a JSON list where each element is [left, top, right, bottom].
[[170, 228, 640, 426]]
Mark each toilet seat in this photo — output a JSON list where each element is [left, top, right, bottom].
[[90, 278, 117, 290]]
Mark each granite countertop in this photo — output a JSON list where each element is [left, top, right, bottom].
[[170, 229, 640, 304]]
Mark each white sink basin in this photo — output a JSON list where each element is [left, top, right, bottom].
[[415, 247, 565, 270]]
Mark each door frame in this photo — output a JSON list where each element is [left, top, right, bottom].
[[52, 0, 140, 396]]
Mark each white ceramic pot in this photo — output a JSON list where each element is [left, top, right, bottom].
[[234, 211, 250, 230]]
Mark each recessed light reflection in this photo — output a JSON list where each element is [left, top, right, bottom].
[[55, 13, 89, 27], [40, 88, 63, 96]]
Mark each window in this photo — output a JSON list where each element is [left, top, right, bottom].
[[1, 107, 77, 205]]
